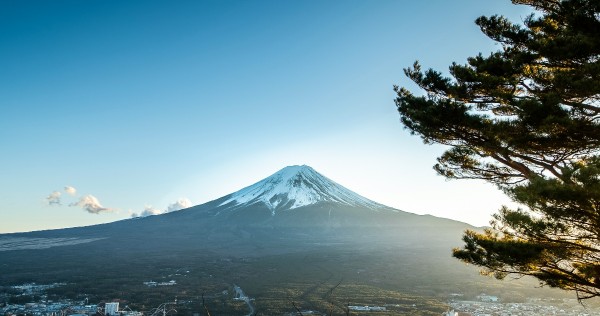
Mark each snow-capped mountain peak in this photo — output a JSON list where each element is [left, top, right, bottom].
[[219, 165, 383, 212]]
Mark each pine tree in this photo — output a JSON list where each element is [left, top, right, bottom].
[[394, 0, 600, 299]]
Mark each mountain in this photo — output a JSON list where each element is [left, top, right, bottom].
[[0, 165, 495, 315], [1, 165, 471, 250], [159, 165, 415, 229], [218, 165, 384, 212]]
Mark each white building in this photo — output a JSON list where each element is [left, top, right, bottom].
[[476, 294, 499, 302], [105, 302, 119, 316]]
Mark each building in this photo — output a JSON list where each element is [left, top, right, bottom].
[[476, 294, 499, 302], [105, 302, 119, 316]]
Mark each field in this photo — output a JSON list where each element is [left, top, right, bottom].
[[0, 233, 575, 315]]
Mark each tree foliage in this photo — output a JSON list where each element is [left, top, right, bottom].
[[394, 0, 600, 299]]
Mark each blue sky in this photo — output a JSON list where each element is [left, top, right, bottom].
[[0, 1, 532, 233]]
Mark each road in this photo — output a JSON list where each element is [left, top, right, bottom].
[[233, 285, 255, 316]]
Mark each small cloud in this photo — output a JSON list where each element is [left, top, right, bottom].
[[46, 185, 76, 206], [131, 198, 193, 218], [64, 186, 77, 196], [140, 206, 162, 217], [69, 195, 113, 214], [166, 198, 192, 213], [46, 191, 62, 206], [131, 206, 162, 218]]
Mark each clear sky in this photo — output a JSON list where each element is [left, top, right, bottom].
[[0, 0, 532, 233]]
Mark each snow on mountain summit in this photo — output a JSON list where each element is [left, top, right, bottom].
[[219, 165, 384, 212]]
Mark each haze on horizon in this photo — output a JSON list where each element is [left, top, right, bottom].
[[0, 1, 531, 234]]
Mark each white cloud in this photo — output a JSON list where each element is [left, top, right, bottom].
[[69, 195, 113, 214], [48, 185, 191, 218], [131, 198, 193, 218], [46, 191, 62, 206], [64, 186, 77, 196], [166, 198, 192, 213], [140, 206, 162, 217], [45, 185, 76, 207]]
